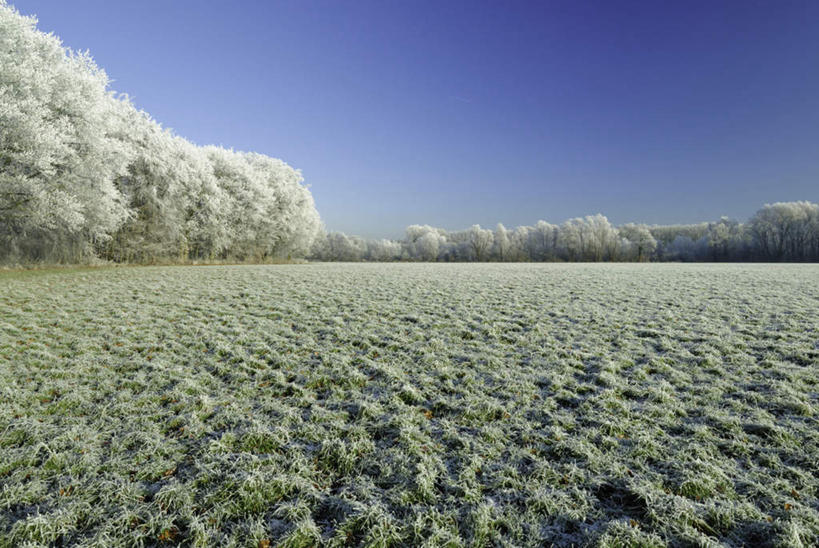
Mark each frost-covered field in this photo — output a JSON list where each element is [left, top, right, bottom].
[[1, 263, 818, 547]]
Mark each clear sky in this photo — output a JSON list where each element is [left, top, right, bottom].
[[14, 0, 819, 238]]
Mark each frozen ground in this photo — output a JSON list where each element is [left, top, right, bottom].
[[1, 263, 817, 547]]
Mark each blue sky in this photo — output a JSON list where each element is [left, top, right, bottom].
[[16, 0, 819, 238]]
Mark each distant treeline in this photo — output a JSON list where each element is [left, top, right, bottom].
[[310, 201, 819, 262], [0, 2, 321, 265], [3, 3, 817, 267]]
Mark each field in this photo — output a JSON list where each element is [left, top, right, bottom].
[[1, 263, 817, 547]]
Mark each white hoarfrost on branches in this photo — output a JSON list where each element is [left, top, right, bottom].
[[748, 201, 819, 261], [0, 3, 131, 261], [310, 202, 819, 263], [467, 224, 494, 261], [3, 2, 816, 265], [0, 1, 320, 264], [618, 223, 657, 262]]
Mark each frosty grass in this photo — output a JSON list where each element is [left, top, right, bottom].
[[1, 263, 817, 547]]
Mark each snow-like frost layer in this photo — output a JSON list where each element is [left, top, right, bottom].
[[1, 263, 817, 546]]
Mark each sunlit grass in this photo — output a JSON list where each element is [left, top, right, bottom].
[[1, 263, 817, 546]]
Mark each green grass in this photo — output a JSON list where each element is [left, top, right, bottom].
[[1, 263, 818, 547]]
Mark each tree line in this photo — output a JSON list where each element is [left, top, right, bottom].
[[310, 201, 819, 262], [3, 3, 817, 266], [0, 2, 321, 265]]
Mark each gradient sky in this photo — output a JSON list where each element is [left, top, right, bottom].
[[14, 0, 819, 238]]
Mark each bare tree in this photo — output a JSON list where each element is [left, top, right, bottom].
[[467, 225, 494, 261]]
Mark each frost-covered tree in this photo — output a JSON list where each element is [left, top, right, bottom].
[[403, 225, 447, 261], [206, 147, 278, 260], [240, 151, 321, 259], [664, 235, 708, 261], [366, 238, 402, 261], [5, 3, 818, 265], [310, 231, 366, 261], [0, 1, 320, 264], [0, 2, 131, 262], [105, 101, 200, 262], [505, 226, 528, 261], [704, 217, 747, 261], [416, 232, 441, 261], [556, 215, 618, 261], [525, 221, 558, 261], [749, 201, 819, 261], [493, 223, 510, 261], [585, 214, 619, 261], [558, 218, 584, 261], [467, 224, 493, 261], [618, 223, 657, 261], [176, 142, 230, 260], [306, 203, 819, 264], [651, 223, 709, 260]]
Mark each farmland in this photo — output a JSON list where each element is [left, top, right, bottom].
[[1, 263, 817, 547]]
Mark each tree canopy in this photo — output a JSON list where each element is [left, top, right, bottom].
[[310, 202, 819, 263], [0, 1, 321, 264]]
